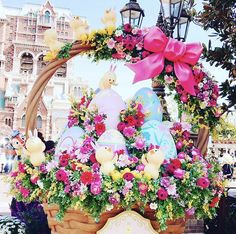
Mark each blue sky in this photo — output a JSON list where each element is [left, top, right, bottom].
[[2, 0, 227, 100]]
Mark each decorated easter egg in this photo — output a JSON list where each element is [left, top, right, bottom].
[[133, 87, 163, 122], [141, 120, 177, 159], [97, 129, 127, 153], [55, 126, 84, 156], [88, 89, 126, 129]]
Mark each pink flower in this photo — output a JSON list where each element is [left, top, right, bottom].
[[123, 172, 134, 181], [157, 188, 168, 200], [176, 141, 183, 150], [177, 152, 186, 159], [107, 38, 116, 49], [124, 23, 132, 32], [138, 182, 148, 196], [20, 187, 30, 198], [109, 194, 120, 205], [18, 162, 26, 173], [117, 122, 126, 131], [197, 177, 210, 188], [123, 126, 136, 138], [94, 115, 104, 124], [134, 137, 145, 150], [165, 65, 173, 73], [90, 183, 102, 195], [174, 168, 185, 179], [136, 42, 143, 50], [131, 57, 141, 63], [186, 208, 195, 216], [160, 177, 170, 187], [132, 28, 139, 35], [30, 175, 39, 184], [56, 169, 68, 183]]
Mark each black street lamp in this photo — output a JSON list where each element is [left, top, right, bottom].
[[158, 0, 193, 42], [120, 0, 145, 28]]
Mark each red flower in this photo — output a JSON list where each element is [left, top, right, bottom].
[[142, 51, 150, 58], [89, 153, 97, 164], [80, 171, 93, 185], [115, 35, 123, 42], [209, 196, 220, 208], [167, 159, 181, 174], [125, 43, 135, 51], [125, 116, 137, 126], [59, 154, 70, 167], [123, 172, 134, 181], [116, 149, 125, 155], [117, 122, 126, 131], [56, 169, 68, 183], [95, 123, 106, 136], [157, 188, 168, 200], [124, 23, 132, 33], [197, 177, 210, 189], [136, 111, 145, 120]]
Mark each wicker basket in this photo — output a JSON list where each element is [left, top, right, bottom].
[[24, 41, 210, 234], [43, 203, 186, 234]]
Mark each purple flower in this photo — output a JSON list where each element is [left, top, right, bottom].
[[136, 164, 145, 171], [174, 168, 185, 179], [109, 194, 120, 205], [92, 163, 100, 172], [177, 152, 186, 159], [160, 177, 170, 188], [186, 208, 195, 216]]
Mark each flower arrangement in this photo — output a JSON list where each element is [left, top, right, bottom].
[[6, 92, 225, 231], [0, 216, 26, 234]]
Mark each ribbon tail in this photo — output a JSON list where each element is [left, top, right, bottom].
[[174, 62, 197, 96], [126, 53, 165, 84]]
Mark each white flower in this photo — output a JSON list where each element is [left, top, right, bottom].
[[37, 180, 44, 189], [115, 30, 123, 37], [125, 54, 132, 61], [106, 204, 114, 211], [149, 203, 158, 210], [198, 83, 203, 88]]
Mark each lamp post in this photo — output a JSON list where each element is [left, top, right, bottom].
[[120, 0, 145, 28]]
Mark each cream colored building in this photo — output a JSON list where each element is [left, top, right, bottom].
[[0, 0, 87, 140]]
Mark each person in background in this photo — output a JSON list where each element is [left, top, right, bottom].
[[221, 149, 234, 179]]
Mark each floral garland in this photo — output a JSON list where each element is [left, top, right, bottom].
[[6, 93, 225, 231], [45, 23, 221, 131]]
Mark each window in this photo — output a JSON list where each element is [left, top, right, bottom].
[[37, 54, 47, 74], [5, 118, 12, 127], [44, 11, 50, 24], [20, 52, 33, 74], [37, 115, 42, 129], [55, 63, 67, 77], [22, 114, 26, 128]]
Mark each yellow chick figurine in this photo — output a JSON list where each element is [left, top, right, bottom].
[[26, 129, 46, 167], [141, 148, 165, 179], [44, 29, 64, 51], [95, 146, 117, 175], [99, 65, 118, 90], [101, 9, 116, 34], [69, 17, 89, 41]]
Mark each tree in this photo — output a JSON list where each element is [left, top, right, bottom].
[[197, 0, 236, 112]]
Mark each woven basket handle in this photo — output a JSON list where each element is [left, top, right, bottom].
[[25, 42, 92, 137]]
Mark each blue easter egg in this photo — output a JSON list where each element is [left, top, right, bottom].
[[133, 87, 163, 122], [141, 120, 177, 160], [55, 126, 85, 156]]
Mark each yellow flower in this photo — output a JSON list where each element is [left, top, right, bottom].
[[122, 168, 131, 174], [156, 210, 162, 219], [132, 171, 142, 179], [44, 50, 58, 62], [111, 171, 122, 181], [144, 172, 152, 180], [98, 28, 107, 35], [106, 26, 115, 35], [188, 201, 193, 208]]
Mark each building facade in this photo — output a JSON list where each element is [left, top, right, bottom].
[[0, 0, 86, 140]]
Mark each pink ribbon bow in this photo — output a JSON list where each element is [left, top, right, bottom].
[[126, 27, 203, 95]]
